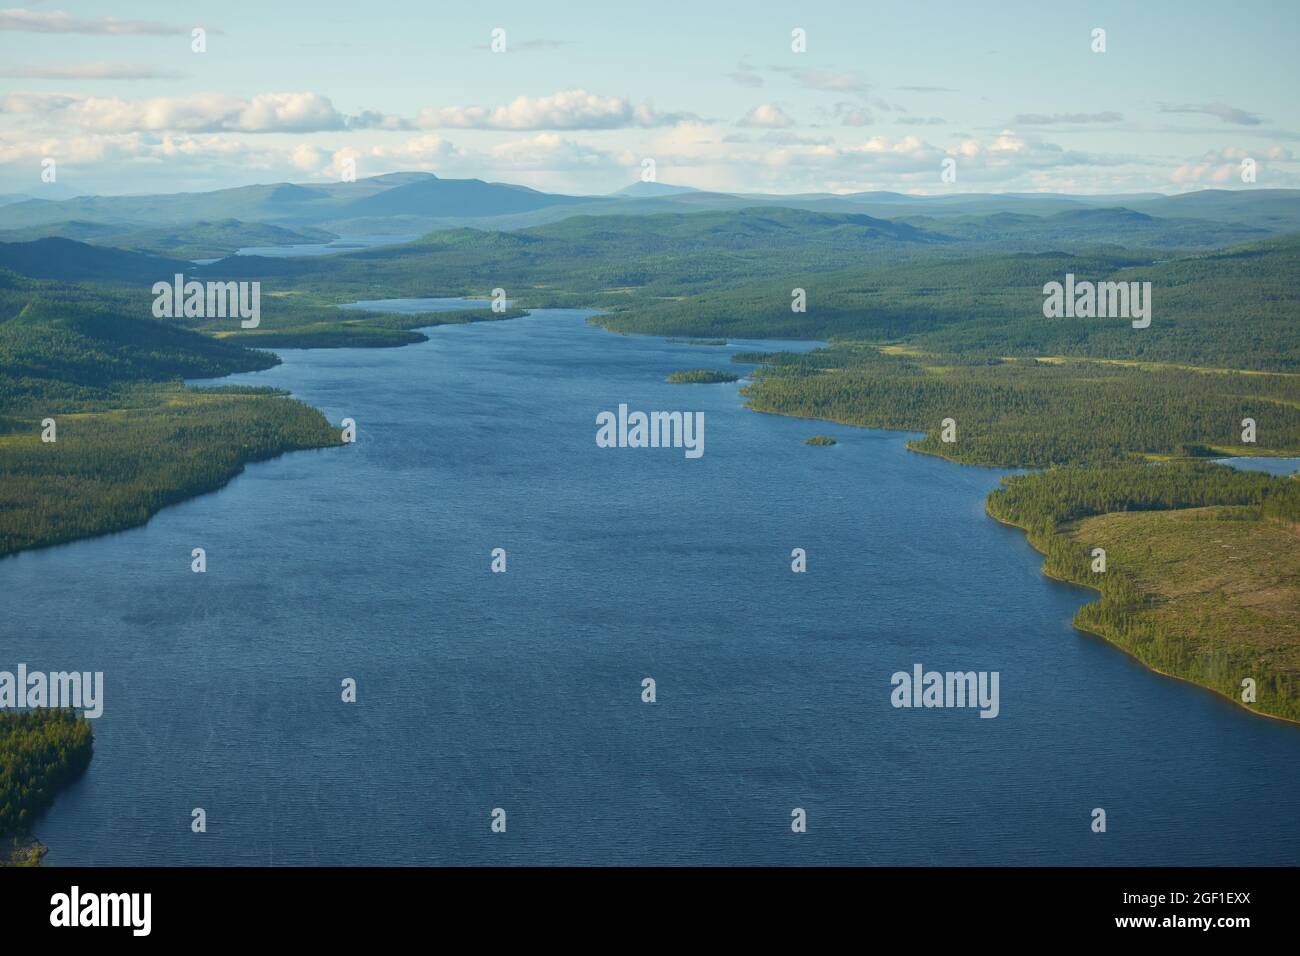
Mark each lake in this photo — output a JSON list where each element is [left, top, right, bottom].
[[1216, 456, 1300, 476], [192, 234, 418, 265], [6, 305, 1299, 865]]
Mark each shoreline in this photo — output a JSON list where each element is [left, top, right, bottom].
[[6, 303, 1297, 869], [5, 306, 1294, 723], [744, 391, 1299, 729], [982, 502, 1300, 729], [0, 302, 532, 564], [0, 430, 340, 564], [2, 836, 46, 868]]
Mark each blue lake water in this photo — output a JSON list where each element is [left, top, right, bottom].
[[337, 296, 499, 314], [193, 235, 417, 265], [6, 306, 1299, 865], [1216, 456, 1300, 476], [234, 235, 418, 258]]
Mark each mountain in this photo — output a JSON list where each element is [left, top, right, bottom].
[[0, 237, 192, 283], [613, 182, 702, 197], [2, 174, 1296, 250], [0, 220, 122, 244], [0, 219, 337, 258], [0, 173, 599, 231], [335, 175, 598, 218], [196, 206, 951, 301], [502, 205, 944, 252], [897, 206, 1270, 249], [350, 172, 438, 187], [1127, 189, 1300, 231], [0, 293, 274, 387]]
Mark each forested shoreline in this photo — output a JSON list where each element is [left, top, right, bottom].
[[2, 209, 1298, 736], [986, 464, 1300, 722], [0, 710, 94, 866]]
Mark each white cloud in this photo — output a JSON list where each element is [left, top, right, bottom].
[[0, 8, 190, 35], [0, 130, 277, 173], [1013, 112, 1123, 125], [798, 70, 868, 94], [416, 90, 685, 130], [289, 143, 328, 173], [738, 104, 794, 129], [0, 91, 402, 133], [0, 62, 185, 79], [365, 134, 462, 163], [0, 110, 1263, 196], [631, 122, 1133, 194], [759, 131, 834, 146], [1172, 145, 1297, 184], [489, 133, 615, 170]]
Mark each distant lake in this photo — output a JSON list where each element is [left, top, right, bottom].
[[337, 296, 502, 314], [193, 234, 417, 265], [1215, 456, 1300, 476], [8, 306, 1298, 865]]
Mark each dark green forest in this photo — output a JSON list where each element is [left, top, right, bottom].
[[0, 710, 93, 863], [1, 203, 1297, 727], [741, 346, 1300, 467], [0, 271, 343, 557], [0, 384, 341, 557], [666, 368, 740, 384]]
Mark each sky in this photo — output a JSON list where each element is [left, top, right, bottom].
[[1, 0, 1297, 197]]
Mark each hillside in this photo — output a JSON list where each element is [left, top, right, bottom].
[[0, 237, 192, 283], [337, 176, 599, 218], [899, 206, 1270, 249], [0, 271, 339, 557]]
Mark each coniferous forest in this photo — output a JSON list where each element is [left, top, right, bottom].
[[0, 710, 93, 864], [2, 196, 1299, 852]]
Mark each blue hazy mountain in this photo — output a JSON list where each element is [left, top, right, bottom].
[[612, 181, 702, 197], [1, 172, 1296, 249]]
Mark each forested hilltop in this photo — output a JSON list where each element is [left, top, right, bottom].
[[0, 198, 1297, 720], [0, 269, 343, 557]]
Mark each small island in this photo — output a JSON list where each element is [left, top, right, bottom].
[[805, 435, 837, 446], [666, 369, 739, 384]]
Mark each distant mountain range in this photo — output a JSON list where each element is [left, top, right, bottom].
[[0, 206, 943, 287], [1, 200, 1292, 298], [612, 182, 702, 198], [0, 172, 601, 234], [1, 171, 1296, 258]]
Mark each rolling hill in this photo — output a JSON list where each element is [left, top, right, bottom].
[[0, 237, 192, 283]]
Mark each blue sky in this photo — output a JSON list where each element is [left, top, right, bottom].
[[1, 0, 1297, 196]]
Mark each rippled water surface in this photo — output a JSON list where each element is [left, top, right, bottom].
[[8, 306, 1297, 865]]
